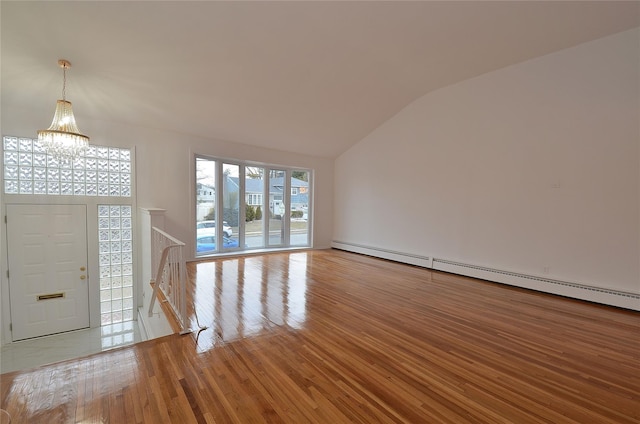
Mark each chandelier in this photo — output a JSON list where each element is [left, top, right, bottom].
[[37, 59, 89, 160]]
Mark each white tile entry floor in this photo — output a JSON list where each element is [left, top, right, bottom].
[[0, 321, 143, 374]]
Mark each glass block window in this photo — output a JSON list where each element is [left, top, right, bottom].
[[3, 136, 131, 197], [99, 205, 134, 325]]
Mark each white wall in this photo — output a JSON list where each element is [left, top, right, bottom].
[[334, 28, 639, 296]]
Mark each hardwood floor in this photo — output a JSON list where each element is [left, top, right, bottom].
[[1, 249, 638, 423]]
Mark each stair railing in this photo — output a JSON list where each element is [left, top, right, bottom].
[[148, 226, 191, 334]]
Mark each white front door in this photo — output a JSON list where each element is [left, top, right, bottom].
[[7, 204, 89, 341]]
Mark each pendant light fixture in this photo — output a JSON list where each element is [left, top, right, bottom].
[[38, 59, 89, 160]]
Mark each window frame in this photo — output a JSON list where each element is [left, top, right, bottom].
[[193, 154, 313, 257]]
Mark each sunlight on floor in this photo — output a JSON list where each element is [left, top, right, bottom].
[[1, 321, 143, 374]]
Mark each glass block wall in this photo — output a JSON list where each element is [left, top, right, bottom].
[[99, 205, 134, 325], [3, 136, 131, 197]]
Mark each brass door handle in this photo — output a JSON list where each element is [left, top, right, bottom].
[[80, 275, 86, 280], [80, 266, 86, 271]]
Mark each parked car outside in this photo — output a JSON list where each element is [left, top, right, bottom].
[[196, 229, 239, 254], [196, 220, 232, 237]]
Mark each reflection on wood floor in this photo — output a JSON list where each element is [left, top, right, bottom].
[[2, 249, 639, 423], [187, 252, 310, 352]]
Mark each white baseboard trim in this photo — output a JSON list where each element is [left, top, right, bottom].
[[136, 313, 149, 341]]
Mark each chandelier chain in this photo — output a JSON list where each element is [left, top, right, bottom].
[[62, 64, 67, 101]]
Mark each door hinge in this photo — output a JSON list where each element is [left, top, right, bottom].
[[4, 215, 6, 224], [6, 270, 8, 279], [9, 323, 12, 332]]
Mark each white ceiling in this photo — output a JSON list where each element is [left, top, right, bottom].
[[2, 1, 638, 158]]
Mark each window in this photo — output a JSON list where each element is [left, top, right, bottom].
[[268, 169, 285, 246], [195, 155, 312, 255], [245, 166, 265, 249], [247, 193, 263, 205], [290, 171, 309, 246], [3, 136, 131, 197], [98, 205, 134, 325]]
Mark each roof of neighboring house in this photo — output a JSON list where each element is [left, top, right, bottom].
[[227, 176, 308, 195], [198, 177, 309, 198], [245, 178, 264, 193], [291, 194, 308, 204]]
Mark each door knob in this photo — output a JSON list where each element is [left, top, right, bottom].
[[80, 275, 86, 280], [80, 266, 86, 271]]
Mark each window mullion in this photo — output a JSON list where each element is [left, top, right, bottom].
[[215, 160, 223, 251], [239, 164, 245, 250], [283, 170, 291, 246]]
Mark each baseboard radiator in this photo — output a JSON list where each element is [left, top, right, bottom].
[[332, 241, 639, 311], [331, 241, 432, 268]]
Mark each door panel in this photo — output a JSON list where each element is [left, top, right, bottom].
[[7, 204, 89, 341]]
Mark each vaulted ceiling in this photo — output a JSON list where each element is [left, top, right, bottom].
[[2, 1, 638, 158]]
